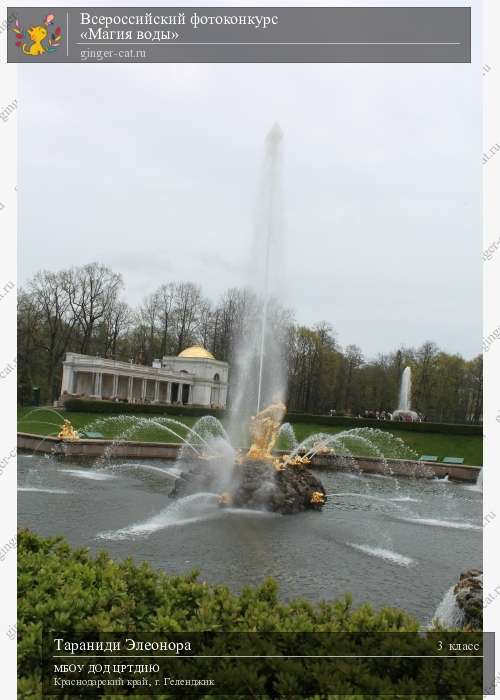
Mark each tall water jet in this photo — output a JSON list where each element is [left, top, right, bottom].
[[392, 366, 420, 422], [256, 123, 284, 413], [228, 124, 288, 441], [399, 367, 412, 412]]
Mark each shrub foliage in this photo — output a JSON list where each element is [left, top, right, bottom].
[[62, 399, 481, 436], [18, 530, 480, 698], [285, 412, 482, 436], [63, 398, 225, 418]]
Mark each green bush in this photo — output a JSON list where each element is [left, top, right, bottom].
[[18, 530, 424, 697], [61, 401, 482, 436], [285, 412, 482, 436], [63, 398, 226, 419], [18, 530, 483, 698]]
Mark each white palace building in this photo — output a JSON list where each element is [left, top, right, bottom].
[[59, 346, 229, 408]]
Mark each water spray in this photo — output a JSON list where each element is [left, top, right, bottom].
[[256, 122, 283, 412]]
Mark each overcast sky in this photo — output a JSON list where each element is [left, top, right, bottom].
[[18, 14, 481, 359]]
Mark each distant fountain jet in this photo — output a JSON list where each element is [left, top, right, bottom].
[[391, 367, 420, 422]]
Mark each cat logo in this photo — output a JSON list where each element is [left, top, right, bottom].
[[11, 13, 62, 56]]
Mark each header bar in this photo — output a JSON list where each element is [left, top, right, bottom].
[[7, 7, 471, 63]]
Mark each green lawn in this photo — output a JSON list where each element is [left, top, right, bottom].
[[17, 407, 200, 442], [17, 407, 483, 466], [288, 422, 482, 467]]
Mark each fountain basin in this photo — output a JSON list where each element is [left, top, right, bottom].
[[17, 453, 483, 624], [392, 410, 420, 422]]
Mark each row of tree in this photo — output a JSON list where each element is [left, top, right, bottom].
[[287, 326, 482, 423], [17, 262, 482, 423]]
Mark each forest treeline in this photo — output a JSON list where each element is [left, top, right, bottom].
[[17, 262, 482, 423]]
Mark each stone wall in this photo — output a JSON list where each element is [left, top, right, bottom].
[[17, 432, 480, 482]]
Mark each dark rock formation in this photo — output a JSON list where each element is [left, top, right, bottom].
[[454, 569, 482, 629], [227, 459, 327, 514]]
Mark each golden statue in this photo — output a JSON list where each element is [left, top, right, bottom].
[[218, 492, 232, 507], [310, 491, 326, 505], [58, 419, 79, 441], [247, 401, 286, 461], [286, 454, 311, 467]]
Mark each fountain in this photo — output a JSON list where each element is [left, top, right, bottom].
[[57, 419, 79, 441], [187, 124, 328, 513], [391, 367, 420, 422], [474, 467, 483, 491], [432, 569, 482, 629], [217, 401, 326, 513], [228, 123, 287, 438], [466, 466, 483, 492]]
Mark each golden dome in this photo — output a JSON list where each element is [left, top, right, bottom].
[[178, 345, 215, 360]]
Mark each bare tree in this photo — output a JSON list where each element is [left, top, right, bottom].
[[17, 289, 45, 404], [64, 263, 123, 355], [28, 270, 78, 400], [197, 299, 215, 351], [137, 292, 160, 365], [340, 344, 364, 411], [412, 341, 439, 414], [100, 300, 132, 358], [156, 283, 176, 357], [173, 282, 203, 353]]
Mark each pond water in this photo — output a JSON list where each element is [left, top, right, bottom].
[[18, 452, 482, 624]]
